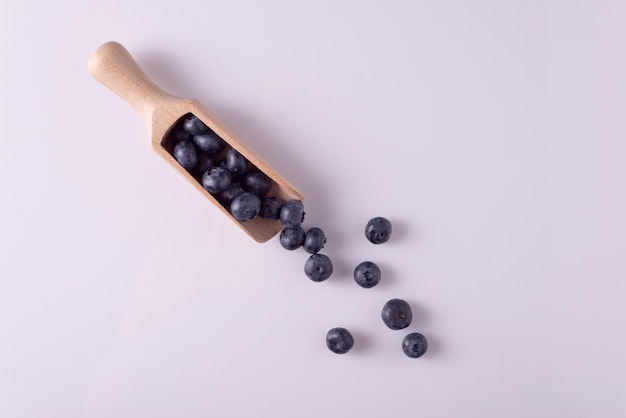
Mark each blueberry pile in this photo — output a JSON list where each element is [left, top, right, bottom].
[[166, 116, 428, 358], [165, 114, 281, 222]]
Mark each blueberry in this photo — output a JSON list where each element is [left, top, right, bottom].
[[218, 182, 244, 206], [303, 227, 326, 254], [304, 253, 333, 282], [173, 140, 198, 171], [280, 200, 305, 228], [183, 115, 208, 135], [279, 226, 305, 250], [353, 261, 381, 288], [202, 167, 232, 194], [381, 299, 412, 330], [217, 158, 229, 171], [242, 170, 272, 198], [171, 125, 192, 142], [326, 327, 354, 354], [402, 332, 428, 358], [259, 197, 283, 220], [230, 192, 261, 222], [365, 217, 392, 244], [193, 130, 226, 154], [225, 148, 248, 177], [193, 152, 214, 178]]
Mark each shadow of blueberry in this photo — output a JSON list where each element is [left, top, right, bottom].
[[383, 217, 411, 245], [373, 261, 395, 289], [347, 329, 372, 354], [403, 299, 429, 329], [415, 332, 441, 359]]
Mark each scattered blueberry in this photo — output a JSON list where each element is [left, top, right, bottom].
[[303, 227, 326, 254], [304, 253, 333, 282], [218, 182, 245, 206], [402, 333, 428, 358], [242, 170, 272, 198], [225, 148, 248, 177], [259, 197, 283, 220], [280, 200, 305, 228], [202, 167, 232, 194], [279, 226, 305, 250], [183, 114, 209, 135], [193, 130, 226, 154], [353, 261, 381, 288], [326, 327, 354, 354], [173, 140, 198, 171], [230, 192, 261, 222], [381, 299, 412, 330], [365, 217, 392, 244]]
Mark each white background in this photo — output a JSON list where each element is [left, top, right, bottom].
[[1, 1, 625, 417]]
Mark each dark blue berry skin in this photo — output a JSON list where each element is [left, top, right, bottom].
[[173, 140, 198, 171], [259, 197, 283, 220], [402, 333, 428, 358], [303, 227, 326, 254], [218, 182, 244, 206], [353, 261, 381, 288], [280, 200, 305, 228], [242, 170, 272, 198], [193, 130, 226, 154], [193, 153, 214, 178], [326, 327, 354, 354], [230, 192, 261, 222], [183, 115, 209, 135], [279, 226, 305, 250], [225, 148, 248, 177], [202, 167, 232, 194], [365, 217, 392, 244], [381, 299, 412, 330], [172, 126, 192, 142], [304, 254, 333, 282]]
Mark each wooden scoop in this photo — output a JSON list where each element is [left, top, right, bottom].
[[88, 41, 302, 243]]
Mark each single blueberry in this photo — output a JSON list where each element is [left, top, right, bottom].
[[365, 217, 392, 244], [193, 153, 214, 178], [326, 327, 354, 354], [353, 261, 381, 288], [381, 299, 412, 330], [230, 192, 261, 222], [303, 227, 326, 254], [304, 253, 333, 282], [259, 197, 283, 220], [193, 130, 226, 154], [218, 182, 245, 206], [225, 148, 248, 177], [402, 332, 428, 358], [279, 226, 305, 250], [173, 140, 198, 171], [183, 114, 209, 135], [202, 167, 232, 194], [280, 200, 305, 228], [241, 170, 272, 198]]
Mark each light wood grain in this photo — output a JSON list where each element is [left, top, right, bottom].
[[88, 41, 302, 243]]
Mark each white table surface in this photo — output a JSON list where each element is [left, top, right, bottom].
[[1, 1, 625, 417]]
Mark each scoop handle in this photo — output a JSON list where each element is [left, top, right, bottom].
[[88, 41, 175, 123]]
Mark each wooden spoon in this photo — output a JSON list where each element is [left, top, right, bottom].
[[88, 41, 302, 243]]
